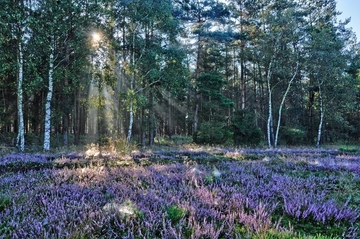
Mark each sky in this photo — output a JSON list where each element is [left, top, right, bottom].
[[336, 0, 360, 39]]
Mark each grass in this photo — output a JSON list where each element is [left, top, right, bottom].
[[0, 146, 359, 238]]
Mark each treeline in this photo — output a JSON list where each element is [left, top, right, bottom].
[[1, 0, 360, 150]]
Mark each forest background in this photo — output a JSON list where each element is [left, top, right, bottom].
[[1, 0, 360, 151]]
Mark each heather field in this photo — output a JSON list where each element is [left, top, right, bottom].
[[1, 147, 360, 238]]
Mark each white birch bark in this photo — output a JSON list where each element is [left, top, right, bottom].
[[266, 61, 273, 148], [16, 38, 25, 152], [43, 36, 55, 151], [127, 101, 134, 143], [126, 29, 136, 144], [316, 82, 324, 147], [274, 62, 299, 148]]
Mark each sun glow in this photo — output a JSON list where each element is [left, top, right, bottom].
[[92, 32, 101, 43]]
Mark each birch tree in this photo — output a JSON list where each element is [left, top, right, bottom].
[[126, 23, 138, 144], [16, 30, 25, 152], [274, 61, 299, 148], [43, 36, 55, 151], [14, 0, 33, 152], [255, 0, 304, 148], [305, 0, 348, 146], [34, 0, 60, 151], [1, 0, 33, 151], [36, 0, 81, 150]]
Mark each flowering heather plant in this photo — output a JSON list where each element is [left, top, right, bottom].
[[0, 153, 50, 165], [0, 149, 359, 238]]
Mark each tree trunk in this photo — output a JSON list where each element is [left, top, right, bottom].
[[73, 89, 81, 145], [308, 89, 315, 143], [167, 92, 172, 138], [266, 61, 273, 148], [274, 62, 299, 148], [127, 102, 134, 143], [127, 26, 136, 144], [141, 106, 146, 146], [240, 59, 245, 110], [193, 31, 202, 133], [149, 91, 155, 146], [62, 37, 71, 147], [316, 83, 324, 147], [63, 115, 69, 146], [253, 64, 258, 126], [16, 37, 25, 152], [43, 36, 55, 151]]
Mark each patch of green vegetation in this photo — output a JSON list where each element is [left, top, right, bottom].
[[306, 234, 341, 239], [259, 232, 340, 239], [243, 154, 263, 161], [326, 172, 360, 208], [280, 127, 306, 145], [338, 145, 359, 153], [276, 214, 350, 238], [0, 161, 53, 174], [204, 174, 215, 185], [165, 205, 187, 225], [0, 225, 15, 237], [285, 167, 331, 179], [251, 230, 299, 239], [0, 193, 12, 212], [233, 223, 249, 237], [154, 135, 193, 146]]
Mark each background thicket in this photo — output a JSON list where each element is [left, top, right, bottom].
[[1, 0, 359, 150]]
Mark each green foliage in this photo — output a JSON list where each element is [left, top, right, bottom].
[[231, 110, 262, 146], [280, 216, 348, 238], [204, 174, 214, 185], [0, 193, 12, 212], [170, 135, 193, 145], [327, 172, 360, 208], [193, 121, 232, 145], [197, 73, 234, 109], [251, 230, 340, 239], [338, 145, 360, 153], [116, 138, 137, 155], [165, 205, 187, 225], [154, 135, 193, 146], [281, 127, 306, 145]]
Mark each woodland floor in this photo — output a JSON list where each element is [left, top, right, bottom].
[[0, 145, 360, 238]]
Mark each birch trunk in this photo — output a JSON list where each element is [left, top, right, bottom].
[[266, 61, 273, 148], [126, 29, 136, 144], [16, 39, 25, 152], [127, 102, 134, 143], [240, 60, 245, 110], [274, 62, 299, 148], [43, 36, 55, 151], [316, 83, 324, 147]]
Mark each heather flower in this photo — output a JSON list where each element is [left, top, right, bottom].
[[0, 149, 359, 238]]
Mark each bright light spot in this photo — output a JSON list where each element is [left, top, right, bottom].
[[212, 166, 221, 178], [102, 201, 136, 216], [92, 32, 101, 43]]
